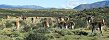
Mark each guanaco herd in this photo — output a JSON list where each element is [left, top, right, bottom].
[[5, 15, 107, 35]]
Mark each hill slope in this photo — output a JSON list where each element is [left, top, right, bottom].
[[74, 1, 109, 10]]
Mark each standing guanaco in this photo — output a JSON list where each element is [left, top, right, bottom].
[[90, 18, 106, 35], [43, 18, 50, 28], [15, 18, 20, 30]]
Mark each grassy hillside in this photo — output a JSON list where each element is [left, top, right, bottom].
[[0, 7, 109, 40], [0, 8, 77, 17]]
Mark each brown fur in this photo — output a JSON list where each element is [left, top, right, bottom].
[[15, 19, 20, 30], [57, 17, 75, 29], [90, 19, 106, 35], [43, 18, 50, 28]]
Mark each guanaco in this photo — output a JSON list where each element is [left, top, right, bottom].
[[43, 18, 50, 28], [15, 19, 20, 30], [90, 18, 106, 35]]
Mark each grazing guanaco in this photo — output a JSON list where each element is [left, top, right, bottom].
[[43, 18, 50, 28], [59, 21, 75, 29], [65, 18, 75, 29], [100, 19, 106, 30], [91, 21, 103, 35], [57, 17, 66, 29], [90, 18, 106, 35], [57, 17, 75, 29], [58, 21, 66, 29], [15, 18, 20, 30], [86, 16, 94, 29], [69, 21, 75, 29]]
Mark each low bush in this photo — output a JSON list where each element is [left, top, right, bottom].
[[5, 21, 14, 28], [57, 29, 74, 36], [72, 30, 88, 36], [25, 33, 48, 40]]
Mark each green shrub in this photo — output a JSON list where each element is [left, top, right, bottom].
[[0, 24, 6, 30], [0, 35, 12, 40], [15, 37, 24, 40], [88, 33, 100, 37], [10, 31, 21, 37], [72, 30, 88, 36], [5, 21, 14, 28], [23, 26, 31, 32], [46, 33, 61, 39], [1, 28, 12, 35], [57, 29, 74, 36], [35, 28, 51, 34], [25, 33, 48, 40]]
